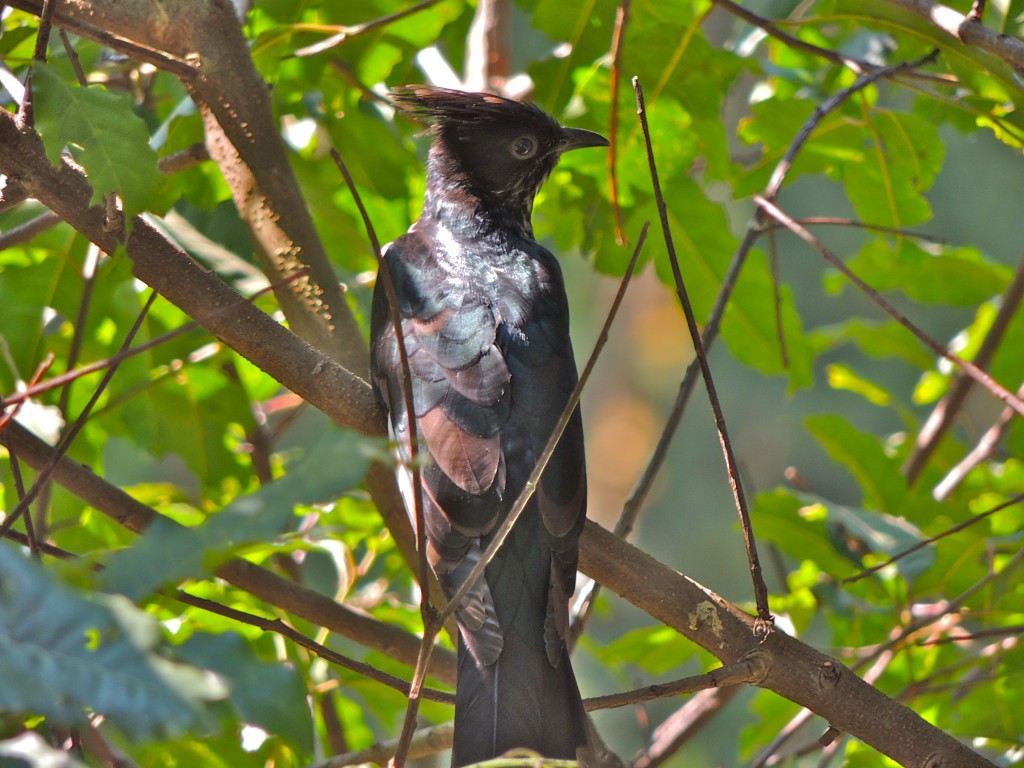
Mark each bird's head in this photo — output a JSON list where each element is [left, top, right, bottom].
[[390, 85, 608, 230]]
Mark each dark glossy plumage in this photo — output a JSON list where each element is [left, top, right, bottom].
[[370, 86, 607, 766]]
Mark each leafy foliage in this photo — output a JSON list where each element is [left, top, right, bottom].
[[1, 0, 1023, 766]]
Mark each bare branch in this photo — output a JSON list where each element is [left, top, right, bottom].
[[843, 493, 1024, 584], [933, 396, 1022, 499], [881, 0, 1024, 72], [292, 0, 446, 58], [633, 76, 770, 623], [607, 0, 631, 245], [0, 419, 459, 686]]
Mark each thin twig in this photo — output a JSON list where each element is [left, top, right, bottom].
[[933, 395, 1021, 500], [0, 290, 158, 539], [330, 147, 433, 768], [0, 353, 54, 432], [4, 0, 199, 79], [903, 250, 1024, 484], [17, 0, 57, 128], [614, 52, 935, 544], [607, 0, 631, 244], [58, 28, 88, 86], [293, 0, 445, 57], [755, 196, 1024, 420], [711, 0, 869, 70], [6, 455, 39, 558], [632, 688, 741, 768], [1, 270, 310, 411], [437, 223, 649, 628], [585, 658, 758, 711], [767, 225, 788, 369], [764, 216, 946, 243], [843, 493, 1024, 583], [633, 76, 770, 624], [174, 591, 455, 704]]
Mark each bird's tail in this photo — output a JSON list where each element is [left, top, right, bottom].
[[451, 631, 590, 767]]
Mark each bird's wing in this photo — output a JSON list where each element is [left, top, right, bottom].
[[370, 231, 510, 664]]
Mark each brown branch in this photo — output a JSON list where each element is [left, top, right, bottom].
[[0, 419, 458, 687], [631, 688, 740, 768], [585, 658, 760, 712], [881, 0, 1024, 72], [313, 723, 454, 768], [5, 0, 198, 78], [607, 0, 630, 245], [711, 0, 870, 70], [7, 0, 366, 371], [843, 492, 1024, 584], [292, 0, 446, 58], [0, 105, 421, 580], [933, 392, 1022, 499], [465, 0, 512, 92], [903, 251, 1024, 484], [633, 76, 770, 624], [577, 522, 996, 767]]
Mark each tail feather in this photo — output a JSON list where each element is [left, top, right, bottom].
[[452, 632, 590, 767]]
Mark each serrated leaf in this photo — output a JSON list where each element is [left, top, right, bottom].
[[33, 63, 167, 219], [0, 543, 217, 740]]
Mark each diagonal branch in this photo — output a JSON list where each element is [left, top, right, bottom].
[[755, 196, 1024, 419], [6, 0, 366, 370], [0, 419, 458, 686], [902, 250, 1024, 484]]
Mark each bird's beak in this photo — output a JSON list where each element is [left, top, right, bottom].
[[559, 126, 610, 152]]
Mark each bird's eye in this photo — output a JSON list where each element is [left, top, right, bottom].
[[511, 136, 538, 159]]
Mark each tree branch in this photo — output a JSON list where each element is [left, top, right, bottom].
[[0, 419, 458, 687], [882, 0, 1024, 72], [6, 0, 367, 371]]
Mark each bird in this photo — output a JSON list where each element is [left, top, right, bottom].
[[369, 85, 608, 767]]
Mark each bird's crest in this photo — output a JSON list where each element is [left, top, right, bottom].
[[390, 85, 554, 133]]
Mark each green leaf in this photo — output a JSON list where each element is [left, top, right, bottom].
[[805, 413, 906, 513], [841, 110, 943, 228], [815, 318, 936, 370], [826, 363, 891, 405], [0, 543, 220, 740], [831, 239, 1011, 306], [100, 426, 373, 599], [751, 489, 859, 578], [174, 633, 313, 756], [33, 63, 167, 219], [593, 624, 696, 675]]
